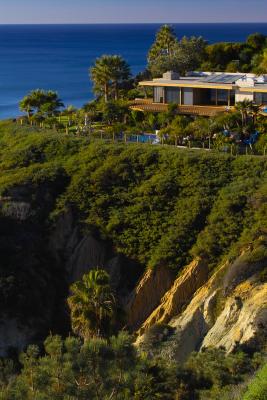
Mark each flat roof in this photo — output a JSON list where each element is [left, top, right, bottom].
[[139, 79, 234, 90], [242, 84, 267, 93], [139, 79, 267, 92]]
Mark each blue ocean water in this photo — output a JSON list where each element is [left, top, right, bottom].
[[1, 23, 267, 119]]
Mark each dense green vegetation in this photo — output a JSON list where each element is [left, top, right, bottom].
[[147, 25, 267, 76], [1, 120, 267, 276], [0, 332, 264, 399], [243, 363, 267, 400], [0, 121, 266, 398]]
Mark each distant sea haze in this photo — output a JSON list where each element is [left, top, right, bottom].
[[1, 23, 267, 119]]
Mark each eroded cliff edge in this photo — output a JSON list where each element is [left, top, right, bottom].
[[136, 242, 267, 363]]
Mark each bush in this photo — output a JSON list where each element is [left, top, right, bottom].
[[243, 363, 267, 400]]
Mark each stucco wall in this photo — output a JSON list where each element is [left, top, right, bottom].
[[235, 90, 254, 103]]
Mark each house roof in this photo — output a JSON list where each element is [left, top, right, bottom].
[[139, 79, 235, 90], [139, 72, 267, 92]]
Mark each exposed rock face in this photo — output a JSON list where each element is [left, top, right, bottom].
[[138, 258, 208, 335], [201, 280, 267, 352], [50, 210, 113, 282], [126, 265, 175, 330], [67, 235, 107, 282], [49, 209, 143, 296], [137, 247, 267, 363], [49, 208, 80, 266]]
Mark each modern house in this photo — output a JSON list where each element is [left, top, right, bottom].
[[131, 71, 267, 117]]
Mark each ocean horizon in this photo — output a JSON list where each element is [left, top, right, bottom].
[[1, 23, 267, 119]]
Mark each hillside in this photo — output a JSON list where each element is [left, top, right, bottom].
[[0, 121, 266, 368]]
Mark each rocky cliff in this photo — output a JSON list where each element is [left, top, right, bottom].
[[137, 258, 208, 335], [136, 243, 267, 363], [126, 265, 175, 330]]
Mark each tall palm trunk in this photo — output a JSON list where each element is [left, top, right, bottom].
[[114, 82, 119, 101], [241, 111, 246, 126], [104, 83, 109, 103]]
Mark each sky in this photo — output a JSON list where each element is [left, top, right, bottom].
[[0, 0, 267, 24]]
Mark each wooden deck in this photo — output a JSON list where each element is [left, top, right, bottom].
[[130, 99, 231, 117]]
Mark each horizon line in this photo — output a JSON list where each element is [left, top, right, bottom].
[[1, 21, 267, 25]]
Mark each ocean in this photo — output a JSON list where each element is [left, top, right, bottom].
[[1, 23, 267, 119]]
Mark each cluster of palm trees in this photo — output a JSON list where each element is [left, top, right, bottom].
[[19, 89, 64, 120], [90, 55, 131, 102]]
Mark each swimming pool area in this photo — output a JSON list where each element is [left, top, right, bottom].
[[128, 134, 159, 144]]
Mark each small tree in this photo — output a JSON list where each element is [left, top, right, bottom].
[[169, 115, 190, 146], [68, 269, 116, 340]]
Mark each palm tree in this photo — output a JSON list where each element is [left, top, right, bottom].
[[42, 90, 64, 116], [68, 269, 116, 340], [90, 55, 130, 102], [248, 103, 260, 125], [235, 100, 253, 126], [109, 56, 131, 101], [19, 96, 34, 119], [19, 89, 64, 119], [90, 56, 113, 102]]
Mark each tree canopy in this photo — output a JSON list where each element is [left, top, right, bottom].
[[90, 55, 131, 102], [68, 269, 116, 339], [148, 25, 207, 76], [19, 89, 64, 118]]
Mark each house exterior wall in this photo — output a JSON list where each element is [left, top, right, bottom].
[[235, 90, 254, 103], [153, 85, 267, 107]]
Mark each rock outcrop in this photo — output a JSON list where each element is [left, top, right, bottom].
[[49, 209, 144, 296], [126, 265, 175, 330], [201, 279, 267, 352], [138, 258, 208, 335], [137, 246, 267, 363]]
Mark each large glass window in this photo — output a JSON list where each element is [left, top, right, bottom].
[[262, 93, 267, 104], [217, 90, 228, 105], [183, 88, 193, 105], [230, 90, 235, 106], [165, 87, 180, 104], [210, 89, 234, 105], [210, 89, 217, 105]]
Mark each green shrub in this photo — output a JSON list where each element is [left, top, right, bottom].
[[243, 363, 267, 400]]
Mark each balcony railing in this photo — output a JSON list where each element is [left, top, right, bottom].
[[130, 99, 232, 117]]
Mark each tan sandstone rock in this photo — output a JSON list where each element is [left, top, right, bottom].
[[138, 258, 208, 335], [126, 265, 175, 330]]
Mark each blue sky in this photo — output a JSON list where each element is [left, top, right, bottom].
[[0, 0, 267, 24]]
